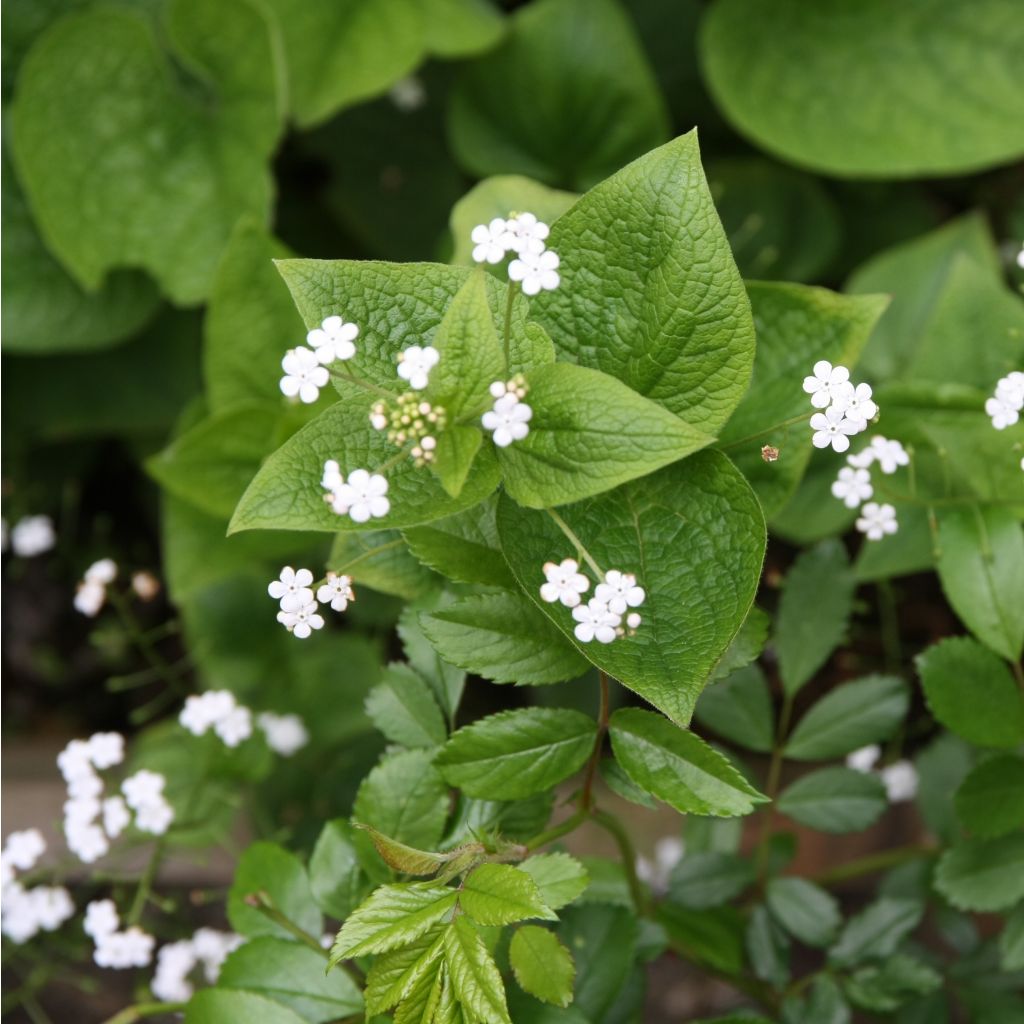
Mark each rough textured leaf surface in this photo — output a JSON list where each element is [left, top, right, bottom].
[[460, 864, 557, 926]]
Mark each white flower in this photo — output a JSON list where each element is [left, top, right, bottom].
[[134, 799, 174, 836], [277, 598, 326, 639], [317, 573, 354, 611], [152, 939, 197, 1002], [482, 393, 532, 447], [280, 346, 329, 404], [74, 581, 107, 617], [594, 570, 645, 615], [322, 459, 345, 493], [122, 770, 166, 811], [131, 571, 161, 601], [626, 612, 642, 630], [803, 361, 853, 409], [471, 217, 514, 265], [1, 885, 40, 943], [268, 567, 315, 611], [307, 315, 358, 365], [66, 822, 109, 863], [85, 558, 118, 585], [986, 396, 1020, 430], [995, 371, 1024, 408], [64, 796, 101, 827], [58, 740, 94, 783], [3, 830, 46, 872], [396, 345, 440, 391], [856, 501, 898, 541], [508, 248, 560, 295], [636, 836, 685, 895], [1017, 245, 1024, 270], [84, 899, 119, 940], [179, 690, 238, 736], [831, 466, 873, 508], [102, 797, 130, 839], [10, 515, 56, 557], [845, 744, 881, 773], [571, 599, 621, 644], [213, 706, 253, 748], [257, 713, 310, 757], [508, 212, 550, 255], [31, 887, 74, 931], [334, 469, 390, 524], [87, 732, 125, 770], [831, 382, 877, 425], [849, 436, 909, 474], [192, 928, 244, 982], [540, 558, 590, 607], [810, 406, 860, 453], [389, 74, 426, 112], [95, 925, 155, 969], [881, 760, 918, 803]]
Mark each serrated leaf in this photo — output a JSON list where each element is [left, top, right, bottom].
[[434, 708, 597, 799], [364, 928, 446, 1015], [227, 842, 321, 941], [954, 755, 1024, 839], [766, 878, 841, 948], [1000, 904, 1024, 972], [558, 904, 638, 1020], [421, 593, 589, 685], [785, 675, 910, 761], [609, 708, 767, 817], [309, 819, 383, 922], [184, 990, 307, 1024], [329, 529, 439, 600], [668, 853, 754, 910], [444, 916, 512, 1024], [829, 898, 923, 967], [460, 864, 557, 926], [695, 665, 775, 754], [934, 834, 1024, 913], [510, 926, 575, 1008], [777, 768, 887, 834], [365, 663, 448, 749], [599, 759, 658, 809], [394, 959, 446, 1024], [497, 451, 766, 726], [517, 854, 590, 911], [844, 954, 942, 1013], [356, 825, 449, 877]]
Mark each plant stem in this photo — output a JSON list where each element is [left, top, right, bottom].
[[107, 590, 187, 698], [1011, 659, 1024, 694], [591, 809, 648, 915], [523, 810, 587, 852], [503, 282, 517, 370], [814, 843, 936, 886], [545, 508, 603, 579], [718, 413, 809, 451], [126, 839, 165, 926], [330, 365, 394, 399], [755, 691, 794, 883], [876, 580, 902, 672], [579, 671, 610, 812], [246, 891, 329, 955], [100, 1003, 188, 1024]]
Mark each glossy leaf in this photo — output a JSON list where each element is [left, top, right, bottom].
[[777, 768, 887, 834], [227, 842, 322, 941], [365, 663, 448, 749], [460, 864, 557, 926], [517, 854, 590, 912], [510, 926, 575, 1008], [444, 916, 512, 1024], [694, 665, 775, 754], [766, 878, 841, 948]]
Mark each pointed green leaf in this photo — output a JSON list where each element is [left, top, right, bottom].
[[746, 904, 791, 989], [766, 878, 841, 948], [517, 854, 589, 911], [394, 956, 446, 1024], [329, 529, 439, 600], [559, 904, 638, 1019], [934, 834, 1024, 913], [668, 852, 754, 910], [955, 755, 1024, 839], [365, 663, 448, 749], [510, 926, 575, 1008], [356, 825, 449, 877], [433, 427, 484, 499], [444, 916, 512, 1024], [364, 928, 446, 1015], [227, 842, 321, 941], [709, 607, 771, 683], [460, 864, 557, 926], [777, 768, 887, 834], [695, 665, 775, 754], [184, 990, 307, 1024], [309, 819, 383, 922], [1000, 904, 1024, 972], [829, 898, 923, 967]]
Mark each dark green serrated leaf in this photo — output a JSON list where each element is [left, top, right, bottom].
[[934, 834, 1024, 913], [510, 926, 575, 1008], [365, 663, 448, 749], [695, 665, 775, 754], [954, 755, 1024, 839], [398, 603, 467, 724], [444, 915, 512, 1024], [777, 768, 887, 834]]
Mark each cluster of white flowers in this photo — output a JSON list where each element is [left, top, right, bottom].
[[179, 689, 309, 756], [84, 899, 155, 969], [280, 315, 359, 404], [1, 830, 75, 944], [369, 393, 446, 467], [257, 712, 311, 756], [7, 515, 57, 558], [151, 928, 243, 1001], [482, 378, 533, 447], [804, 361, 877, 454], [471, 212, 561, 295], [397, 345, 440, 391], [123, 770, 175, 835], [985, 371, 1024, 430], [635, 836, 685, 896], [322, 463, 390, 524], [540, 560, 645, 644], [846, 745, 919, 803], [74, 558, 117, 617], [830, 435, 910, 541], [268, 564, 355, 639]]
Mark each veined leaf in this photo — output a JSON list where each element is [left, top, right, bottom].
[[777, 768, 887, 834], [934, 834, 1024, 913], [365, 663, 448, 749], [460, 864, 557, 926], [517, 854, 589, 911], [509, 926, 575, 1008], [364, 928, 446, 1015], [444, 916, 512, 1024], [355, 825, 449, 877]]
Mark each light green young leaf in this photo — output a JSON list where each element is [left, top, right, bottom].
[[498, 363, 712, 508], [510, 926, 575, 1008], [432, 426, 484, 499], [460, 864, 557, 926], [420, 593, 589, 686], [365, 663, 448, 749], [609, 708, 767, 817], [10, 0, 283, 303], [532, 131, 754, 433], [916, 636, 1024, 749], [775, 540, 855, 697], [785, 675, 909, 761], [694, 665, 775, 754], [936, 507, 1024, 661], [497, 451, 766, 726], [356, 825, 450, 877], [766, 878, 841, 948], [421, 0, 505, 57], [184, 990, 307, 1024], [934, 834, 1024, 913], [309, 819, 382, 922], [395, 958, 446, 1024], [364, 928, 446, 1016], [329, 529, 439, 600], [434, 708, 597, 799], [701, 0, 1024, 177], [444, 916, 512, 1024], [954, 755, 1024, 839], [449, 0, 668, 190], [227, 842, 322, 941], [517, 854, 589, 911], [777, 768, 887, 834], [829, 898, 923, 967]]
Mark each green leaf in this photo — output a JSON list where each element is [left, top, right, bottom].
[[694, 665, 775, 754], [916, 636, 1024, 749], [785, 675, 910, 761], [829, 898, 923, 967], [709, 607, 770, 683], [599, 759, 658, 810], [331, 883, 458, 961], [936, 507, 1024, 661], [10, 0, 282, 303], [434, 708, 597, 800], [914, 733, 975, 844], [421, 593, 589, 685], [844, 954, 942, 1013], [700, 0, 1024, 177], [510, 926, 575, 1008], [398, 603, 467, 723], [934, 834, 1024, 913], [498, 363, 712, 508], [781, 976, 850, 1024], [353, 749, 450, 850], [227, 842, 322, 941], [460, 864, 557, 926], [656, 903, 744, 976], [444, 916, 512, 1024], [395, 958, 446, 1024], [1000, 904, 1024, 972], [766, 878, 841, 948], [955, 755, 1024, 839], [449, 176, 578, 266], [433, 426, 484, 500], [777, 768, 887, 834], [185, 990, 307, 1024], [746, 905, 790, 990], [449, 0, 668, 190], [775, 540, 855, 697], [217, 938, 363, 1022], [363, 928, 446, 1016], [365, 663, 448, 749], [309, 820, 381, 921], [497, 451, 766, 726], [329, 529, 439, 600], [609, 708, 767, 817], [356, 825, 449, 877], [532, 132, 754, 433], [558, 904, 638, 1020], [667, 852, 754, 910], [421, 0, 505, 58], [517, 854, 590, 911]]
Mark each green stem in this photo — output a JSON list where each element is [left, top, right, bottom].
[[876, 580, 902, 673], [126, 839, 164, 926], [718, 413, 809, 451], [755, 691, 794, 883], [579, 671, 610, 812], [330, 365, 394, 400], [591, 809, 648, 915], [100, 1003, 189, 1024], [503, 282, 517, 371], [545, 508, 603, 579], [1011, 659, 1024, 694], [814, 843, 936, 886], [247, 891, 329, 956], [524, 810, 587, 852], [107, 590, 187, 698]]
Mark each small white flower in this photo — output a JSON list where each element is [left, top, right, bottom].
[[102, 797, 130, 839], [10, 515, 56, 558], [881, 760, 918, 803], [317, 573, 354, 611], [84, 899, 119, 940], [214, 706, 253, 748], [74, 581, 107, 617], [397, 345, 440, 391], [122, 770, 166, 811], [152, 939, 197, 1002], [87, 732, 125, 770], [85, 559, 118, 585], [845, 744, 881, 773], [856, 501, 898, 541], [257, 713, 310, 757], [508, 248, 560, 295], [626, 612, 642, 631], [571, 599, 621, 644], [31, 886, 75, 931], [134, 799, 174, 836], [307, 315, 358, 365], [277, 598, 326, 639], [1, 885, 41, 943], [594, 570, 645, 615], [322, 459, 344, 493], [810, 406, 860, 453], [131, 571, 161, 601], [482, 393, 532, 447], [192, 928, 243, 982], [508, 212, 550, 256], [64, 796, 101, 827], [3, 830, 46, 872], [95, 925, 155, 969], [268, 567, 315, 611], [986, 396, 1020, 430], [280, 346, 329, 404], [471, 217, 514, 265], [995, 371, 1024, 408], [66, 822, 109, 863], [831, 382, 877, 425], [389, 74, 426, 112], [803, 361, 852, 409], [179, 690, 238, 736], [334, 469, 390, 524], [57, 740, 94, 783], [540, 559, 590, 607], [854, 436, 909, 474], [1017, 245, 1024, 270], [831, 466, 873, 508]]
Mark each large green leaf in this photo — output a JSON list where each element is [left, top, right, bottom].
[[227, 842, 322, 941], [497, 452, 766, 726], [532, 132, 755, 434], [694, 665, 775, 754], [10, 0, 283, 303], [609, 708, 767, 817], [934, 834, 1024, 913], [448, 0, 668, 190], [185, 990, 307, 1024], [329, 529, 439, 600], [829, 898, 923, 967], [434, 708, 597, 799], [444, 916, 512, 1024], [517, 854, 589, 911], [509, 926, 575, 1008], [954, 755, 1024, 839], [363, 928, 446, 1016], [701, 0, 1024, 177], [777, 768, 887, 834], [460, 864, 557, 926], [309, 819, 382, 922], [766, 878, 841, 949], [365, 663, 448, 749]]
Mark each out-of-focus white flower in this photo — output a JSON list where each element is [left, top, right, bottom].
[[214, 706, 253, 749], [85, 559, 118, 585], [74, 581, 107, 617], [257, 713, 310, 757], [84, 899, 119, 940], [856, 502, 898, 541], [3, 830, 46, 872], [131, 571, 161, 601], [87, 732, 125, 770], [151, 939, 197, 1002], [94, 925, 155, 969], [848, 436, 909, 474], [831, 466, 873, 508], [102, 797, 130, 840], [845, 744, 881, 773], [10, 516, 56, 558], [389, 75, 426, 112], [881, 760, 918, 803]]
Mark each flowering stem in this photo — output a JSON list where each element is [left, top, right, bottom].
[[99, 1003, 189, 1024], [503, 282, 517, 370], [329, 538, 403, 576], [106, 590, 187, 698], [717, 413, 809, 450], [545, 508, 603, 579], [126, 838, 165, 926], [590, 810, 647, 915], [813, 842, 936, 886], [755, 691, 794, 884], [329, 365, 394, 400], [245, 891, 328, 957], [579, 671, 610, 812]]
